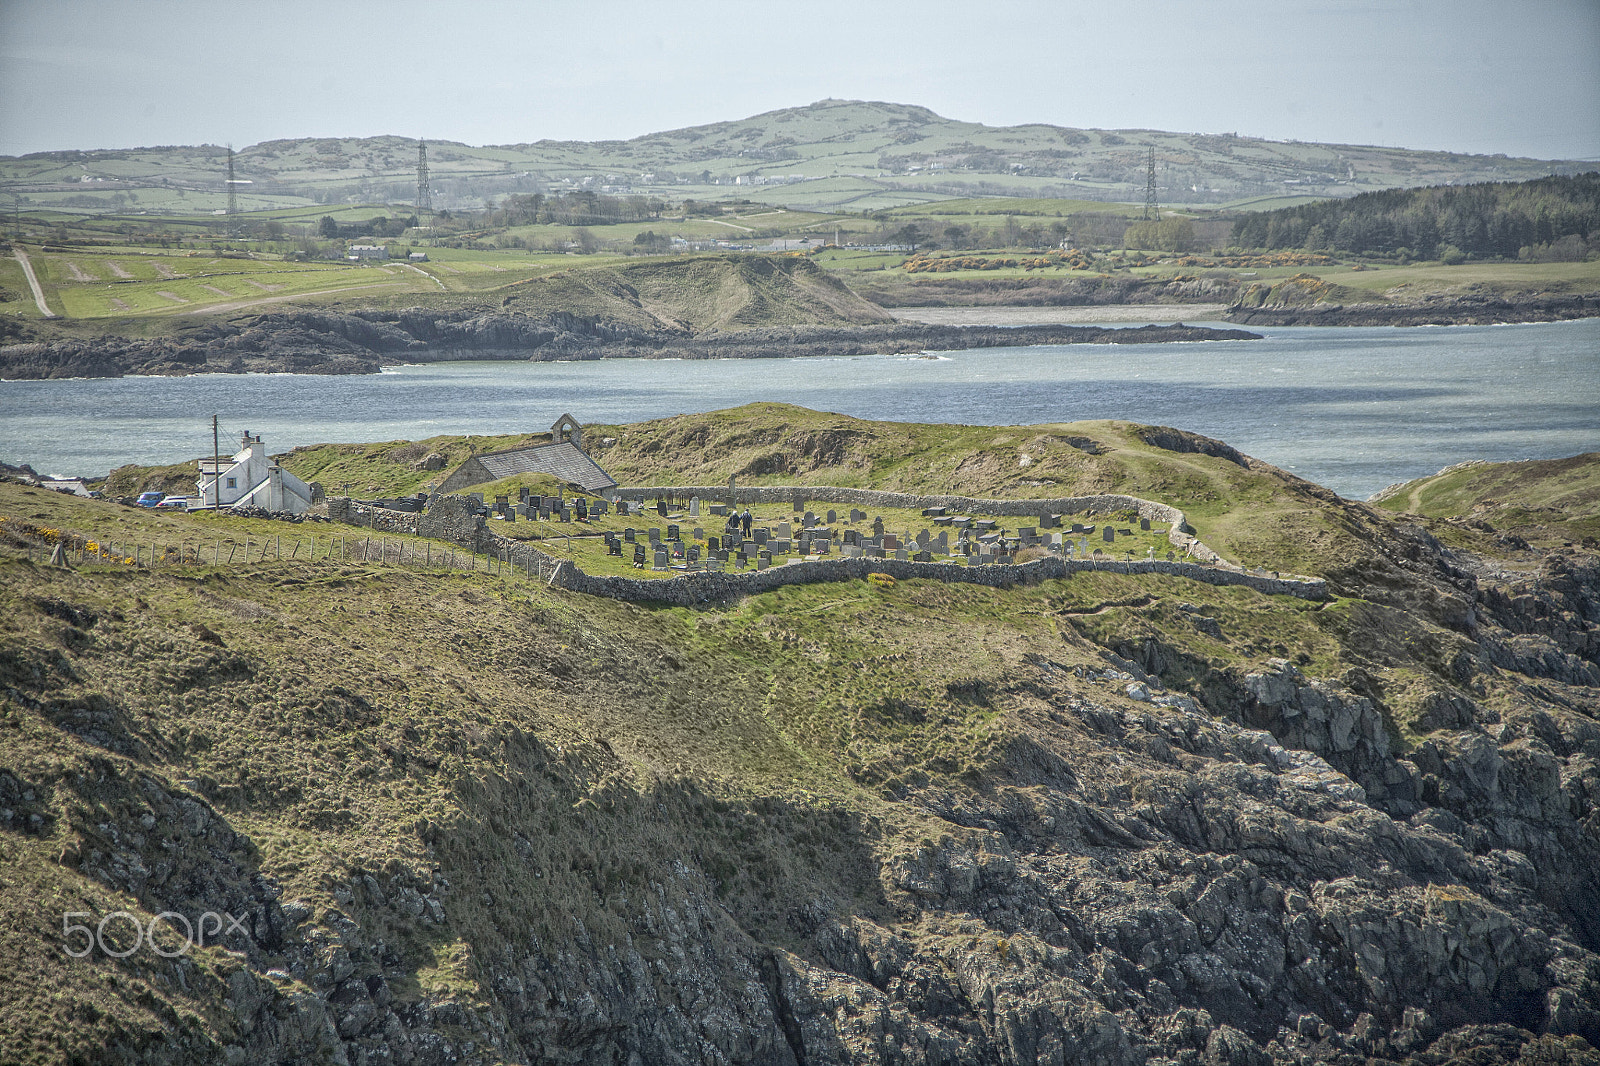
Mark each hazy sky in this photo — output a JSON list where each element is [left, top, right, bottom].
[[2, 0, 1597, 160]]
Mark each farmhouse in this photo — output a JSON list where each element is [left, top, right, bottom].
[[347, 244, 389, 260], [437, 415, 617, 497], [198, 432, 316, 513]]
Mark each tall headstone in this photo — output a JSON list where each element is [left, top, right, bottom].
[[1141, 517, 1151, 531], [689, 497, 700, 516], [1103, 526, 1115, 543]]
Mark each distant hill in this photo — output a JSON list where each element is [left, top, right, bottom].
[[3, 99, 1590, 216]]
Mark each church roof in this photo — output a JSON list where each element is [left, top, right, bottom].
[[473, 441, 616, 493]]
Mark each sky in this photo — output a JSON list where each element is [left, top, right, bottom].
[[1, 0, 1597, 161]]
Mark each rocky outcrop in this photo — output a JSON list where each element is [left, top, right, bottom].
[[1225, 291, 1600, 327], [0, 313, 1260, 379]]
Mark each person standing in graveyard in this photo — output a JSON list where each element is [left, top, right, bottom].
[[741, 509, 752, 537]]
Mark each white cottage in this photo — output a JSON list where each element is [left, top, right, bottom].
[[197, 432, 314, 513]]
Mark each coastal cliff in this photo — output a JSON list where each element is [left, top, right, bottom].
[[2, 416, 1598, 1064]]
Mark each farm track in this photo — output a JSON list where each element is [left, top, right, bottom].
[[12, 249, 57, 318]]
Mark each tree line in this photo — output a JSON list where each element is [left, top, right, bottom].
[[1230, 173, 1600, 260]]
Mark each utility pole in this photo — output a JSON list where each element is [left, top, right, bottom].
[[211, 414, 220, 509], [1143, 147, 1158, 221]]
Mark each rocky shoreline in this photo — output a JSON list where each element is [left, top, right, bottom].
[[1225, 291, 1600, 327], [0, 311, 1259, 379]]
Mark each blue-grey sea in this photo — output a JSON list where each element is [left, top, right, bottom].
[[2, 319, 1596, 500]]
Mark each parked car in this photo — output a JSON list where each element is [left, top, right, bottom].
[[136, 491, 165, 508], [156, 496, 190, 511]]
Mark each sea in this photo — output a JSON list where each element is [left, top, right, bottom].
[[2, 318, 1596, 501]]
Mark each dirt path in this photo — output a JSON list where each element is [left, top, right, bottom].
[[106, 261, 133, 279], [12, 249, 57, 318], [157, 291, 189, 304], [182, 281, 410, 315], [704, 218, 755, 233], [65, 260, 96, 282]]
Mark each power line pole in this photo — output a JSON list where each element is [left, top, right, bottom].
[[226, 146, 239, 237], [416, 140, 432, 223], [1144, 147, 1158, 221]]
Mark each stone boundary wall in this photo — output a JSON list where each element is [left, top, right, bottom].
[[330, 488, 1328, 604], [541, 554, 1327, 606]]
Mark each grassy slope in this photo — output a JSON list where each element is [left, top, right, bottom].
[[1, 252, 891, 339], [1372, 453, 1600, 547]]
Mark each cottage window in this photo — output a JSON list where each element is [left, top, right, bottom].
[[226, 477, 236, 488]]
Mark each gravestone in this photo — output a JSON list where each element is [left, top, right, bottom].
[[776, 522, 792, 539], [803, 511, 816, 527], [608, 539, 622, 556], [826, 509, 837, 524], [557, 508, 570, 523], [1166, 551, 1175, 561], [688, 545, 701, 564], [624, 528, 636, 542], [708, 535, 720, 551], [1018, 526, 1036, 541], [710, 503, 726, 516], [575, 498, 588, 520], [671, 540, 685, 558], [656, 499, 669, 518], [648, 527, 661, 543], [693, 527, 705, 540], [914, 550, 932, 563], [883, 534, 899, 550], [633, 544, 646, 568], [850, 509, 866, 523], [504, 510, 516, 523], [774, 540, 792, 554], [1103, 526, 1116, 543], [753, 529, 768, 545], [1141, 517, 1151, 531], [933, 515, 953, 526], [706, 555, 723, 573], [593, 500, 608, 516], [866, 546, 885, 559], [894, 549, 909, 561], [653, 549, 669, 569], [689, 497, 700, 516], [915, 529, 929, 548], [1078, 538, 1090, 555], [922, 506, 946, 517], [668, 524, 680, 542], [872, 517, 885, 537], [757, 555, 770, 571]]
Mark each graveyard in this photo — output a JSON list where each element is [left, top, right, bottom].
[[468, 487, 1184, 579]]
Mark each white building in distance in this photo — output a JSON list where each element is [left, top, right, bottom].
[[197, 432, 314, 513]]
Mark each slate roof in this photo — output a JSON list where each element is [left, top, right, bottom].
[[474, 442, 616, 493]]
